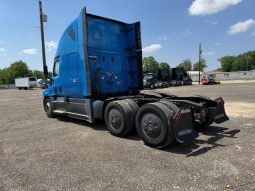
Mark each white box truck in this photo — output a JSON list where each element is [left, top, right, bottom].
[[15, 77, 37, 90]]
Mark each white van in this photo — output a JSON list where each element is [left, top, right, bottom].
[[15, 77, 37, 90]]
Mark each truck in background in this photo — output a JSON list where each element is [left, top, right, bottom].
[[143, 68, 171, 89], [42, 8, 229, 148], [15, 77, 37, 90], [171, 67, 192, 86]]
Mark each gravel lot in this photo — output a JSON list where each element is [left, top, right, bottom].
[[0, 83, 255, 191]]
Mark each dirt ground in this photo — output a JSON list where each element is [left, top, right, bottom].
[[0, 83, 255, 191]]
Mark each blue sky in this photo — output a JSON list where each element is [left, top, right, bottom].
[[0, 0, 255, 71]]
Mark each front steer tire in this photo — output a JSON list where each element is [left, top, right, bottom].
[[44, 98, 55, 118]]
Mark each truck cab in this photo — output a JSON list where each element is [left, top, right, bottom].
[[44, 8, 142, 121], [143, 73, 158, 89]]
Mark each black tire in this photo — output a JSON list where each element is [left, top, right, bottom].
[[158, 101, 181, 146], [135, 102, 175, 148], [123, 99, 139, 133], [44, 98, 55, 118], [104, 100, 134, 137], [158, 101, 179, 115], [123, 99, 139, 118], [150, 84, 155, 89]]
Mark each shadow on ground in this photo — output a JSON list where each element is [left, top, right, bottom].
[[164, 126, 240, 157], [56, 116, 240, 157]]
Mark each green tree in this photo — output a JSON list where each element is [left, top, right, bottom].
[[232, 56, 246, 71], [142, 56, 159, 73], [193, 59, 207, 71], [218, 50, 255, 72], [32, 70, 44, 79], [0, 60, 31, 84], [159, 62, 170, 70], [177, 59, 192, 71], [0, 69, 3, 84], [1, 68, 12, 84], [218, 56, 235, 72]]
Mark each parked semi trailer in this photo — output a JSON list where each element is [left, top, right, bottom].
[[171, 67, 192, 86], [43, 8, 229, 148], [15, 77, 37, 90], [143, 68, 171, 89]]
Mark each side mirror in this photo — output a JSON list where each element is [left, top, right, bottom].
[[47, 78, 54, 85]]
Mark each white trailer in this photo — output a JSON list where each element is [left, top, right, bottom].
[[187, 71, 203, 82], [15, 77, 37, 90]]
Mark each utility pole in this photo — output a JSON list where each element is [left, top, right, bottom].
[[38, 0, 48, 81], [198, 43, 202, 84]]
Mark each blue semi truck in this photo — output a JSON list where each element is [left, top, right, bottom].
[[43, 8, 229, 148]]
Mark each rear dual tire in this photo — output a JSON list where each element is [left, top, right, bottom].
[[105, 100, 178, 148], [104, 100, 138, 137], [135, 102, 176, 148]]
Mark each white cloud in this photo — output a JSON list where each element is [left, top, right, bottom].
[[189, 0, 242, 16], [22, 48, 37, 55], [203, 51, 216, 56], [143, 44, 162, 53], [46, 40, 58, 52], [0, 48, 7, 57], [211, 21, 218, 25], [228, 19, 255, 34]]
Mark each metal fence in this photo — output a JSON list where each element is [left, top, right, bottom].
[[0, 84, 16, 89], [188, 71, 255, 82], [209, 71, 255, 81]]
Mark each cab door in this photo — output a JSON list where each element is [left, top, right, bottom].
[[62, 53, 81, 97], [52, 58, 62, 96], [52, 58, 66, 111]]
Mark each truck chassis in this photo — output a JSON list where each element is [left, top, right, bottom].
[[43, 91, 229, 148]]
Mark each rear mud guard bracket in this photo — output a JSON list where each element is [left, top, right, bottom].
[[173, 107, 198, 143]]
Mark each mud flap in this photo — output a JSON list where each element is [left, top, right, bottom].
[[214, 97, 229, 124], [174, 108, 198, 143]]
